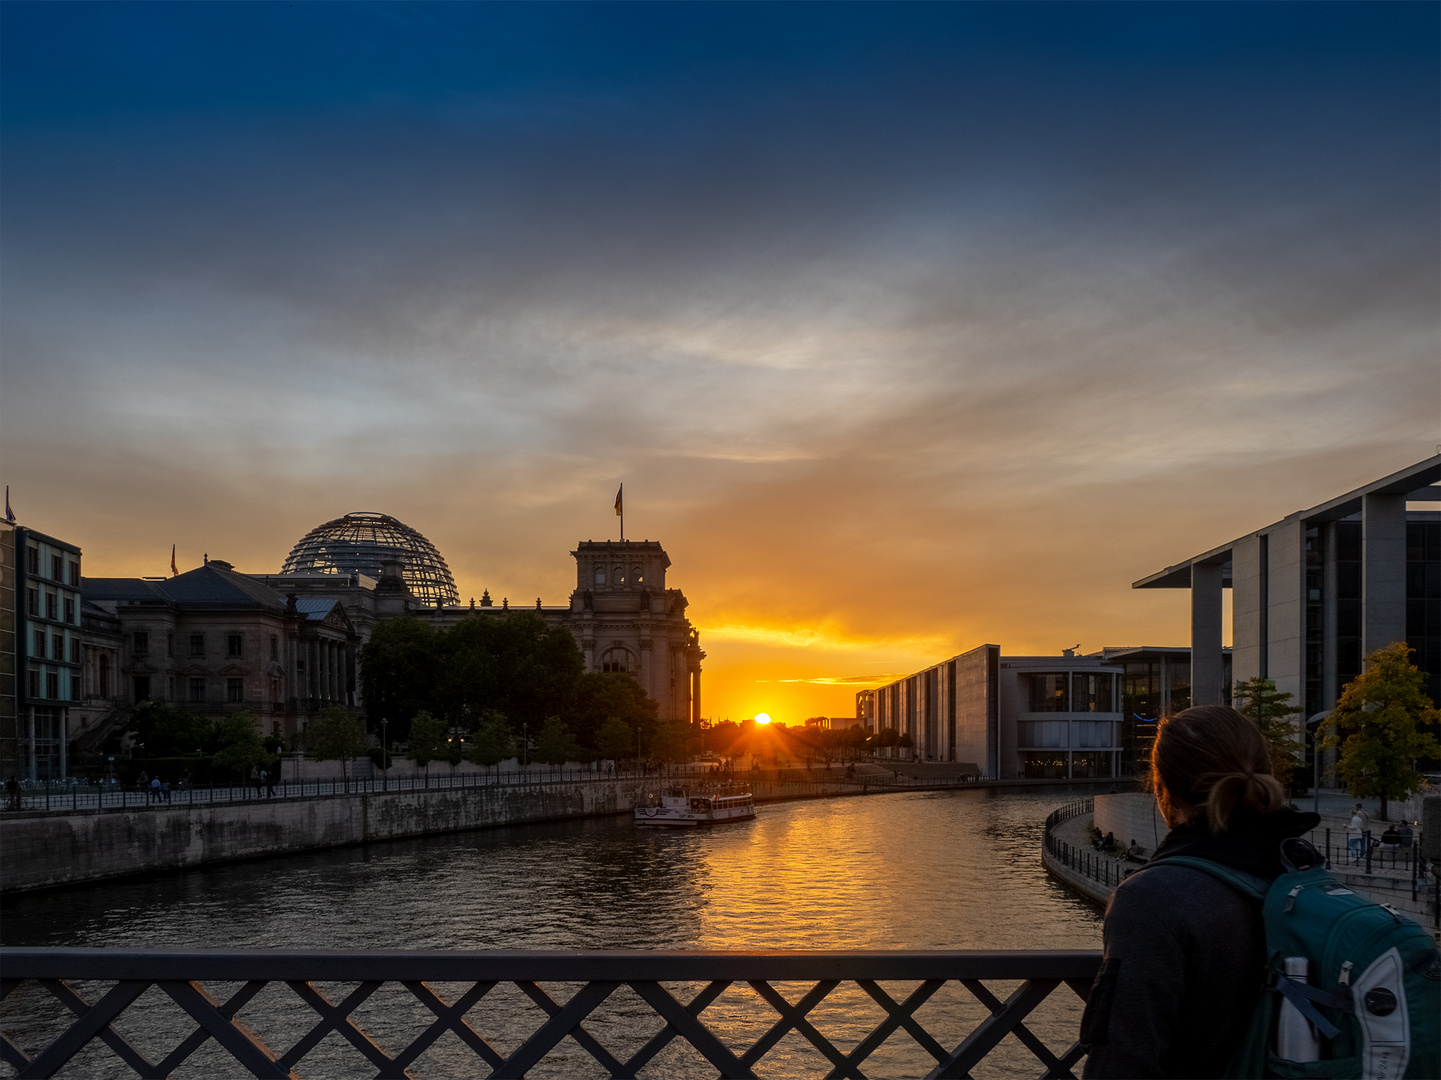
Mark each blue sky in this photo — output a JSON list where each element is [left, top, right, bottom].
[[3, 2, 1437, 720]]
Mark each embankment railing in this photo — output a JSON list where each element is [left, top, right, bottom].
[[0, 948, 1100, 1079]]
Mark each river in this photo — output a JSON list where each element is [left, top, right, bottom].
[[1, 786, 1103, 1077]]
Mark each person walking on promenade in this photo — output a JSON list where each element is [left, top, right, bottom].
[[1079, 705, 1320, 1078], [5, 776, 20, 811], [149, 777, 162, 804], [1347, 806, 1366, 864]]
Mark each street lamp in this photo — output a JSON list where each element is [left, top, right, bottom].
[[381, 718, 388, 792], [522, 722, 528, 770]]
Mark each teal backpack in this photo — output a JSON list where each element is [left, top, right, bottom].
[[1156, 840, 1441, 1079]]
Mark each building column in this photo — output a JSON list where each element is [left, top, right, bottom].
[[1191, 560, 1225, 706], [638, 638, 653, 713], [59, 711, 68, 779], [1361, 492, 1407, 659], [691, 668, 701, 726]]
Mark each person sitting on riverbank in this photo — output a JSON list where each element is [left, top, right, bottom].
[[1124, 839, 1144, 861], [1102, 831, 1117, 852], [1079, 705, 1319, 1078]]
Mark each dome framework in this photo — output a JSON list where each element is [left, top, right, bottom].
[[282, 512, 459, 607]]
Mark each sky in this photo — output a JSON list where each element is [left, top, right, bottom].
[[2, 2, 1438, 724]]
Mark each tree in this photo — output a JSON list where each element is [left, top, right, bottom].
[[408, 710, 447, 781], [211, 711, 269, 782], [596, 716, 634, 764], [1233, 677, 1305, 790], [570, 672, 658, 755], [359, 618, 443, 743], [305, 705, 367, 785], [1320, 642, 1441, 820], [466, 711, 515, 778], [533, 715, 580, 772], [126, 701, 216, 758]]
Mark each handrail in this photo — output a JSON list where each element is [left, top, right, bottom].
[[0, 947, 1102, 1078]]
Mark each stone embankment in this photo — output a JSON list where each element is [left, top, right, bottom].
[[1043, 793, 1441, 928], [0, 771, 1121, 894]]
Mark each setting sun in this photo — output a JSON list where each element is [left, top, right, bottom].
[[754, 713, 772, 725]]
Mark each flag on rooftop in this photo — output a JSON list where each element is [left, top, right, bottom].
[[4, 486, 13, 523]]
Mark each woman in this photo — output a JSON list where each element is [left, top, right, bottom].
[[1080, 705, 1319, 1078]]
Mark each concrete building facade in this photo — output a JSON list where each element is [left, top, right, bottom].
[[861, 645, 1126, 779], [12, 526, 84, 779], [1135, 456, 1441, 719]]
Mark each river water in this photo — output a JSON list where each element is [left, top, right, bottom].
[[1, 787, 1104, 1078]]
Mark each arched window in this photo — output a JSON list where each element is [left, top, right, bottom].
[[600, 646, 635, 674], [614, 565, 626, 584], [594, 566, 606, 586], [99, 654, 111, 699], [631, 566, 643, 584]]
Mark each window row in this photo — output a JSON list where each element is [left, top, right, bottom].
[[1025, 672, 1117, 713], [26, 668, 79, 701], [593, 565, 646, 586], [131, 632, 276, 659], [1016, 720, 1119, 749], [130, 675, 250, 704], [31, 630, 81, 663], [26, 589, 77, 624], [26, 547, 80, 586]]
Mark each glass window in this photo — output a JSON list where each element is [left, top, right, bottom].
[[167, 632, 174, 657], [51, 554, 63, 581], [594, 566, 606, 586], [270, 635, 278, 660], [26, 546, 39, 574], [632, 565, 643, 584], [189, 633, 205, 658], [34, 628, 46, 658], [189, 678, 206, 703], [614, 565, 625, 584], [1026, 673, 1069, 712], [227, 678, 244, 703], [27, 670, 40, 698], [46, 672, 60, 699], [64, 597, 76, 624], [228, 634, 243, 657], [133, 631, 149, 656], [45, 593, 57, 620], [1016, 720, 1068, 748], [26, 588, 38, 616], [52, 634, 63, 662], [1071, 673, 1115, 713]]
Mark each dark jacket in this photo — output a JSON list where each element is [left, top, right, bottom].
[[1080, 806, 1319, 1079]]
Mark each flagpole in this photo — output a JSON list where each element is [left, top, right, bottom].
[[620, 483, 625, 542]]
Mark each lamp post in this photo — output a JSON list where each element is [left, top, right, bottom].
[[1306, 712, 1329, 815], [381, 718, 388, 792], [522, 722, 528, 770]]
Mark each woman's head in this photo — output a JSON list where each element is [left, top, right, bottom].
[[1151, 705, 1284, 833]]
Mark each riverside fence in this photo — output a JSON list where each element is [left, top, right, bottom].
[[3, 767, 988, 816], [1042, 797, 1441, 926], [0, 948, 1102, 1079]]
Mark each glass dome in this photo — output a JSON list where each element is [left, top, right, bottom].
[[281, 512, 459, 607]]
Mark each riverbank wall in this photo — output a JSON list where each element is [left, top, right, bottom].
[[1, 774, 1125, 894]]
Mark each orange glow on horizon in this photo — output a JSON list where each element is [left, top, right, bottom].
[[754, 713, 772, 725]]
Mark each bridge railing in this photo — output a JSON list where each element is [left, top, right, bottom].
[[0, 948, 1101, 1079]]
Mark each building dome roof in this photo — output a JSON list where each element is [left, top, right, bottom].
[[281, 512, 459, 607]]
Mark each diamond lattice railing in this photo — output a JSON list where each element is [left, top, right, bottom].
[[0, 949, 1100, 1079]]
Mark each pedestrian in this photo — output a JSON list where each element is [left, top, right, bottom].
[[249, 765, 261, 797], [1347, 806, 1366, 863], [161, 779, 171, 804], [149, 777, 162, 804], [264, 768, 275, 798], [1079, 706, 1319, 1078], [138, 770, 149, 792], [5, 776, 20, 811]]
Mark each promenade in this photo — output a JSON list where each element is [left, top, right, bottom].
[[1041, 792, 1440, 927]]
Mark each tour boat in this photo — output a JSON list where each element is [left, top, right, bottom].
[[634, 786, 756, 827]]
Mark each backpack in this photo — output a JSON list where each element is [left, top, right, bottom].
[[1156, 841, 1441, 1079]]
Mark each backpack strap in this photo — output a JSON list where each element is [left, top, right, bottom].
[[1148, 854, 1270, 900]]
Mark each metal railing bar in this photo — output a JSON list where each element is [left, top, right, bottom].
[[0, 948, 1104, 985], [21, 978, 153, 1079], [36, 977, 155, 1080], [961, 978, 1064, 1074], [514, 979, 630, 1076], [156, 978, 269, 1077], [626, 979, 758, 1079], [619, 979, 730, 1076], [279, 979, 390, 1073], [741, 979, 854, 1077], [386, 979, 502, 1076], [1041, 1039, 1088, 1080], [842, 979, 949, 1073], [928, 978, 1061, 1080], [157, 980, 289, 1079], [490, 979, 619, 1079]]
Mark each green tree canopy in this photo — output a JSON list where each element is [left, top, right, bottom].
[[1233, 677, 1305, 790], [358, 618, 443, 742], [595, 716, 634, 762], [211, 711, 270, 781], [571, 672, 658, 754], [408, 709, 447, 773], [305, 705, 367, 782], [1321, 641, 1441, 820], [126, 702, 217, 758], [533, 715, 581, 768], [467, 711, 515, 771]]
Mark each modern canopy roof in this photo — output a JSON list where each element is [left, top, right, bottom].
[[1133, 455, 1441, 590], [281, 512, 459, 607]]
